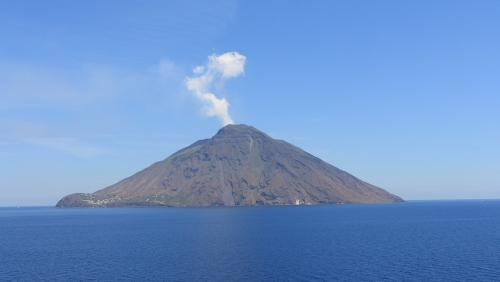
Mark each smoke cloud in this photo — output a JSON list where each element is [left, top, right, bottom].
[[186, 52, 246, 126]]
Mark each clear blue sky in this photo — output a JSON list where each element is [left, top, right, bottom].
[[1, 0, 499, 205]]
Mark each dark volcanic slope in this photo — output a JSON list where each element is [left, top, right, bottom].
[[56, 124, 403, 207]]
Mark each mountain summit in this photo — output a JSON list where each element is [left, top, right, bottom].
[[56, 124, 403, 207]]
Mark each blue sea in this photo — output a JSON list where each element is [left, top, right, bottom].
[[1, 201, 499, 281]]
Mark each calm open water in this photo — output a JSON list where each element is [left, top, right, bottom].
[[1, 201, 499, 281]]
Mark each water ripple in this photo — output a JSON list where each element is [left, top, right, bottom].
[[1, 201, 499, 281]]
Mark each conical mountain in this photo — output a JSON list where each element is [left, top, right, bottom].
[[56, 124, 403, 207]]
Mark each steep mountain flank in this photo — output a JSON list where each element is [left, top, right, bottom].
[[56, 124, 403, 207]]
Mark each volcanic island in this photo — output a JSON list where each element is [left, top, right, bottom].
[[56, 124, 403, 207]]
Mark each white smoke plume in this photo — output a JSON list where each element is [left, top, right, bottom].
[[186, 52, 246, 126]]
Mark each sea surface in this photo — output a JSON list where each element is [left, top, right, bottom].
[[1, 201, 499, 281]]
